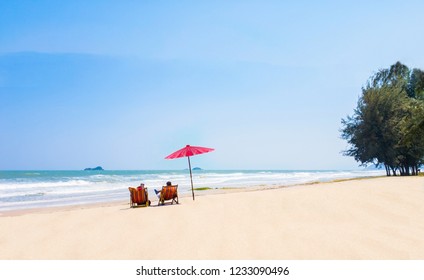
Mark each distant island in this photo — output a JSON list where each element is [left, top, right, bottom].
[[84, 166, 104, 171], [192, 167, 202, 171]]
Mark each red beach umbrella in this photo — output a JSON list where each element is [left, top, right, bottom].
[[165, 145, 214, 200]]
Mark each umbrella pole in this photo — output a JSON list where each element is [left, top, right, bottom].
[[187, 156, 195, 200]]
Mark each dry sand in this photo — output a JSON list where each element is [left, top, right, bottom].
[[0, 176, 423, 260]]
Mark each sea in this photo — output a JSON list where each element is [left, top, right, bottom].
[[0, 169, 385, 212]]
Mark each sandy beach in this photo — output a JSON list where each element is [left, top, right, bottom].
[[0, 176, 423, 260]]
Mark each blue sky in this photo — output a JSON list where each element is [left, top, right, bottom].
[[1, 0, 423, 170]]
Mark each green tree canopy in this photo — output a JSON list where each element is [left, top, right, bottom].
[[341, 62, 424, 176]]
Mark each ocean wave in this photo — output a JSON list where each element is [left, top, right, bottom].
[[0, 192, 46, 203], [0, 170, 386, 211], [0, 179, 96, 190]]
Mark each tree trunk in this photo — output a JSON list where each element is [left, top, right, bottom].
[[391, 167, 397, 176], [385, 165, 390, 176], [405, 166, 410, 176], [412, 165, 417, 176]]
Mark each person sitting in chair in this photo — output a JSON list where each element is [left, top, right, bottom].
[[154, 181, 172, 198], [137, 182, 145, 191]]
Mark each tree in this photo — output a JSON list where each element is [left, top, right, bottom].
[[409, 68, 424, 100], [341, 62, 424, 176]]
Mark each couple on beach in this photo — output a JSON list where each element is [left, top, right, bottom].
[[138, 181, 173, 199], [133, 180, 178, 207]]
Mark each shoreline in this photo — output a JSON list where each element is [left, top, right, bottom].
[[0, 169, 387, 214], [0, 182, 256, 217], [0, 175, 386, 217], [0, 176, 423, 259]]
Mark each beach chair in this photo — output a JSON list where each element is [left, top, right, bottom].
[[158, 185, 179, 205], [128, 187, 150, 207]]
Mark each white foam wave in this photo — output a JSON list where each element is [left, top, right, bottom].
[[0, 170, 387, 211], [0, 179, 95, 190]]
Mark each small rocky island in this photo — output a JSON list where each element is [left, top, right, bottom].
[[84, 166, 104, 171]]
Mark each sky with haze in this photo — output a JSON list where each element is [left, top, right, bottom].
[[1, 0, 423, 170]]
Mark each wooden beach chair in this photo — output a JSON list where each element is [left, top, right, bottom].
[[158, 185, 179, 205], [128, 187, 150, 207]]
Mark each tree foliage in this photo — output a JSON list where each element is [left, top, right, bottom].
[[341, 62, 424, 176]]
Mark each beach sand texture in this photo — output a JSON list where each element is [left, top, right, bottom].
[[0, 176, 423, 260]]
